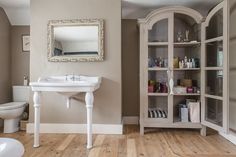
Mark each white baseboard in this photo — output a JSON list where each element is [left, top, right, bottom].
[[122, 116, 139, 125], [26, 123, 123, 134], [219, 132, 236, 145]]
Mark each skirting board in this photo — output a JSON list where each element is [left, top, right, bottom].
[[122, 116, 139, 125], [219, 132, 236, 145], [27, 123, 123, 134]]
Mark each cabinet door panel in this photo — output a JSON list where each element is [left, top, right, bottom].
[[206, 9, 223, 40], [201, 1, 228, 133]]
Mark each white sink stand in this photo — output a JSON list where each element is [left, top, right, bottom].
[[30, 76, 101, 149]]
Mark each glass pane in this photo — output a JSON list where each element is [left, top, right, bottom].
[[148, 47, 168, 68], [148, 96, 168, 118], [149, 19, 168, 42], [206, 70, 223, 96], [174, 96, 200, 123], [148, 71, 168, 93], [206, 41, 223, 67], [205, 97, 223, 127], [174, 13, 200, 42], [206, 9, 223, 40]]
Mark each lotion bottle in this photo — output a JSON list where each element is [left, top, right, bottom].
[[24, 76, 28, 86]]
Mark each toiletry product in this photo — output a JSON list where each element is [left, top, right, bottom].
[[189, 59, 192, 68], [177, 31, 183, 42], [184, 56, 187, 68], [173, 57, 179, 68], [179, 61, 182, 69], [192, 58, 195, 68], [184, 30, 189, 42], [23, 76, 28, 86]]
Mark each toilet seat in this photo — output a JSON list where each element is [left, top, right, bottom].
[[0, 102, 26, 110]]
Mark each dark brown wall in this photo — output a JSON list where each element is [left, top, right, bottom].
[[11, 26, 30, 86], [0, 7, 11, 104], [122, 19, 139, 116]]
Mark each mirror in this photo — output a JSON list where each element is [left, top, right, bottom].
[[48, 19, 104, 62]]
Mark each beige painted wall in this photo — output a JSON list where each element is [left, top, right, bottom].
[[229, 0, 236, 131], [11, 26, 30, 86], [29, 0, 122, 124], [122, 19, 139, 116], [0, 8, 11, 104]]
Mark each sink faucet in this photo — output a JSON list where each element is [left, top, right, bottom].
[[72, 73, 75, 81], [65, 75, 68, 81]]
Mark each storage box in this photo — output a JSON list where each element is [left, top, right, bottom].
[[180, 79, 192, 87], [173, 86, 186, 94]]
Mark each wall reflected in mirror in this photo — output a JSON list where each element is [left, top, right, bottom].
[[53, 26, 99, 56]]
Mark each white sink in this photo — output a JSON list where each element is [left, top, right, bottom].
[[30, 75, 102, 149], [31, 75, 101, 94], [32, 75, 101, 87]]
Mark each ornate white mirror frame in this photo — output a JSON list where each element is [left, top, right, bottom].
[[48, 19, 104, 62]]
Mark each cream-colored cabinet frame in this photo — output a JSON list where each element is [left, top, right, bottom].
[[201, 1, 229, 133], [139, 1, 229, 135]]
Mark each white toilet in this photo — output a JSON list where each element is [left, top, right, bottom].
[[0, 86, 29, 133]]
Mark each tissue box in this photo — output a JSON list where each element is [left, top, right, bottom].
[[174, 86, 186, 94], [180, 79, 192, 87]]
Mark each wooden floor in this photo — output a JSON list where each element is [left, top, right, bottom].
[[1, 125, 236, 157]]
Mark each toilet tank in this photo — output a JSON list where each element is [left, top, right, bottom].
[[13, 86, 30, 102]]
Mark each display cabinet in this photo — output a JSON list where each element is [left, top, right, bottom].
[[139, 1, 228, 135]]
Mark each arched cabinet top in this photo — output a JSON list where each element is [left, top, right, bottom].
[[138, 6, 203, 29], [204, 1, 225, 27]]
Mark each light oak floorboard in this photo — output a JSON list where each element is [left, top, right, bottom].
[[0, 125, 236, 157]]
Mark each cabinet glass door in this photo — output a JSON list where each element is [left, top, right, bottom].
[[201, 1, 228, 133], [145, 13, 173, 123]]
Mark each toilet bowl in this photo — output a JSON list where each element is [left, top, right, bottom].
[[0, 86, 29, 133], [0, 102, 26, 133], [0, 138, 24, 157]]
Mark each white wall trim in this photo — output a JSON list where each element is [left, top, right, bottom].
[[122, 116, 139, 124], [219, 132, 236, 145], [27, 123, 123, 134]]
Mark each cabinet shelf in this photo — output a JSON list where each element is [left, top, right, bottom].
[[174, 42, 200, 47], [148, 93, 168, 96], [204, 67, 223, 70], [173, 68, 200, 71], [148, 42, 168, 46], [205, 36, 223, 43], [173, 120, 202, 128], [148, 67, 168, 71], [173, 93, 200, 96]]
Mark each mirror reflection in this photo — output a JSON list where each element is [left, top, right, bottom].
[[53, 26, 99, 56]]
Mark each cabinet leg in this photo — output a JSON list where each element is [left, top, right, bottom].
[[140, 125, 144, 135], [200, 125, 207, 136]]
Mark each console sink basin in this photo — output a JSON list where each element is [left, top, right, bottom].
[[30, 75, 102, 107], [30, 75, 102, 149], [33, 75, 101, 86], [30, 75, 101, 93]]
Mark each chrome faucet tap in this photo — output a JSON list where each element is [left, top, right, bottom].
[[65, 75, 68, 81], [72, 73, 75, 81]]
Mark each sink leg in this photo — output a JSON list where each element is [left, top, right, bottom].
[[85, 92, 94, 149], [33, 91, 41, 148]]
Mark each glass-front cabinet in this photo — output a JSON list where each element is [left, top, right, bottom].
[[201, 1, 228, 133], [139, 1, 228, 134]]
